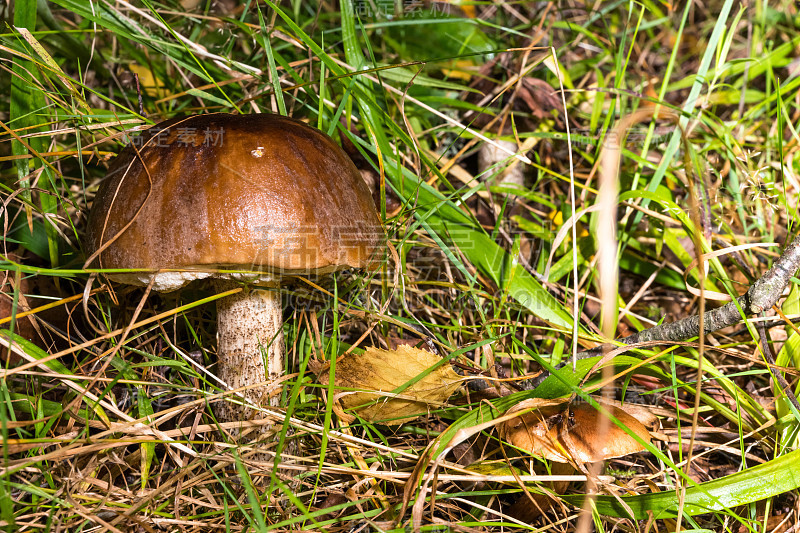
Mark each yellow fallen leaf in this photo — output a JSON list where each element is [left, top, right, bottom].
[[330, 345, 463, 425], [441, 59, 480, 81]]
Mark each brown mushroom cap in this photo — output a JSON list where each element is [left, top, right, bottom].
[[86, 113, 383, 290], [502, 400, 652, 464]]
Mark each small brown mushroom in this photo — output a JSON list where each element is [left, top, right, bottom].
[[501, 398, 653, 521], [85, 113, 383, 435], [503, 400, 652, 464]]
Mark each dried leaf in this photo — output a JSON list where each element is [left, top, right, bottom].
[[331, 345, 463, 425]]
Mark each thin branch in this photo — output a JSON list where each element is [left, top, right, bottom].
[[620, 234, 800, 346], [514, 234, 800, 390]]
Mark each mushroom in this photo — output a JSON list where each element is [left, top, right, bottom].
[[501, 398, 653, 520], [503, 400, 652, 464], [85, 113, 383, 435]]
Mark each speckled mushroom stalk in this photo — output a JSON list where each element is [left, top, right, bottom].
[[214, 280, 284, 419]]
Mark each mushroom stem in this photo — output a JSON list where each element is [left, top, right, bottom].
[[478, 139, 525, 192], [506, 461, 573, 521], [214, 279, 284, 428]]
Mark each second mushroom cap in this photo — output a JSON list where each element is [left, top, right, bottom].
[[502, 399, 653, 464]]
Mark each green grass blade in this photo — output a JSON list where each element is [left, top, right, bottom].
[[0, 379, 17, 530], [566, 448, 800, 519], [234, 453, 268, 532], [257, 5, 287, 115], [389, 169, 579, 331], [641, 0, 735, 217], [10, 0, 41, 192], [136, 388, 155, 491]]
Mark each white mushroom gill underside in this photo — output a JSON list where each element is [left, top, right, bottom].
[[105, 270, 277, 292]]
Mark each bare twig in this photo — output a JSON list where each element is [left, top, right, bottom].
[[515, 233, 800, 390], [620, 234, 800, 345]]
